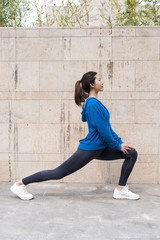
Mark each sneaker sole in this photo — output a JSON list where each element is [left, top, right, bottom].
[[113, 195, 140, 200], [10, 186, 34, 200]]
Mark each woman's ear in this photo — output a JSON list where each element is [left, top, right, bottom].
[[90, 83, 95, 89]]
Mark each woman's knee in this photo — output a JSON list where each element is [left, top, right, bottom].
[[53, 168, 65, 180], [128, 148, 138, 159]]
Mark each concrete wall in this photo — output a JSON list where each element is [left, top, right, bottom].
[[0, 26, 160, 184]]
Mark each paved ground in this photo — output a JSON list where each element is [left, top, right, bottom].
[[0, 182, 160, 240]]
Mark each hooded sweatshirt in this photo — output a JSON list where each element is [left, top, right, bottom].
[[78, 97, 123, 151]]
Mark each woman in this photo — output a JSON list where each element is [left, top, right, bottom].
[[10, 71, 140, 200]]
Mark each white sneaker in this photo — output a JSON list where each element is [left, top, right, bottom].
[[10, 182, 34, 200], [113, 186, 140, 200]]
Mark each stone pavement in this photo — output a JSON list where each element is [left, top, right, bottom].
[[0, 182, 160, 240]]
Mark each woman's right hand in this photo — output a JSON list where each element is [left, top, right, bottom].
[[121, 143, 133, 154]]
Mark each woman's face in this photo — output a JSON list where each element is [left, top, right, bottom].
[[91, 74, 104, 92]]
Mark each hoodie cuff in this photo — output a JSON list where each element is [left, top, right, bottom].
[[117, 143, 122, 151], [118, 139, 123, 144]]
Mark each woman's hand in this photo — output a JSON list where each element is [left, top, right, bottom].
[[121, 143, 135, 154]]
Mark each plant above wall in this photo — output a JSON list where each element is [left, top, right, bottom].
[[120, 0, 160, 26], [0, 0, 159, 27], [0, 0, 32, 27]]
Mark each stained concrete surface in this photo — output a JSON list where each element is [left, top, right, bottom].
[[0, 182, 160, 240]]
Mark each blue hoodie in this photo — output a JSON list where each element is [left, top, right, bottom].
[[78, 97, 123, 151]]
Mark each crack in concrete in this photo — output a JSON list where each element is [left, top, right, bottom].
[[14, 63, 18, 89]]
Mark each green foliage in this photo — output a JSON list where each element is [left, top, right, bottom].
[[98, 0, 116, 26], [139, 0, 160, 25], [50, 0, 93, 27], [0, 0, 159, 27], [0, 0, 32, 27], [120, 0, 160, 26], [120, 0, 140, 26]]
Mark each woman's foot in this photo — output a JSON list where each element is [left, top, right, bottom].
[[113, 185, 140, 200], [10, 182, 34, 200]]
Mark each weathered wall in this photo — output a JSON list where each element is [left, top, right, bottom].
[[0, 26, 160, 184]]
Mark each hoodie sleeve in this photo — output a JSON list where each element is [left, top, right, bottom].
[[87, 101, 122, 151], [110, 126, 123, 144]]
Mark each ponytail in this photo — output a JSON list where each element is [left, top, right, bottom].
[[74, 80, 88, 106]]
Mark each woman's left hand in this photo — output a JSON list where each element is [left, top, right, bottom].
[[121, 143, 135, 154]]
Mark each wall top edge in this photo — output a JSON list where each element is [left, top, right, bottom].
[[0, 26, 160, 30]]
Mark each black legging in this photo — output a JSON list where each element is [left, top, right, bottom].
[[22, 147, 138, 186]]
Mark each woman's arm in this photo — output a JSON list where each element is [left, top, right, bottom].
[[110, 126, 123, 144]]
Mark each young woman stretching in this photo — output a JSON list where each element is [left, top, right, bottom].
[[10, 71, 140, 201]]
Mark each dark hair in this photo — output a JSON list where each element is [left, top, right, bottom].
[[74, 71, 97, 106]]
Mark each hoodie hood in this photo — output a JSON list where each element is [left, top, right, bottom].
[[81, 97, 98, 122]]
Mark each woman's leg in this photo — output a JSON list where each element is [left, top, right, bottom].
[[22, 148, 101, 185], [11, 148, 102, 200], [96, 147, 139, 199], [96, 147, 138, 186]]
